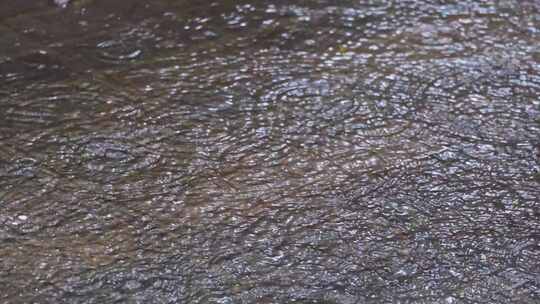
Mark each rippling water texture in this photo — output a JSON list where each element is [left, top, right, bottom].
[[1, 1, 540, 303]]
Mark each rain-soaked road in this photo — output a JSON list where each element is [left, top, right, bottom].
[[1, 1, 540, 303]]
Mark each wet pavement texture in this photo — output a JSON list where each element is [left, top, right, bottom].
[[1, 0, 540, 303]]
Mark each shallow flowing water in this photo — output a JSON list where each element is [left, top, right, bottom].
[[1, 1, 540, 303]]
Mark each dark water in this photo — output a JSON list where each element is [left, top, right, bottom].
[[1, 1, 540, 303]]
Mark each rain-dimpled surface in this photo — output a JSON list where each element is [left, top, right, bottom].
[[1, 1, 540, 303]]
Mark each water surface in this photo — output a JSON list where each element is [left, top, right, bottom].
[[1, 1, 540, 303]]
